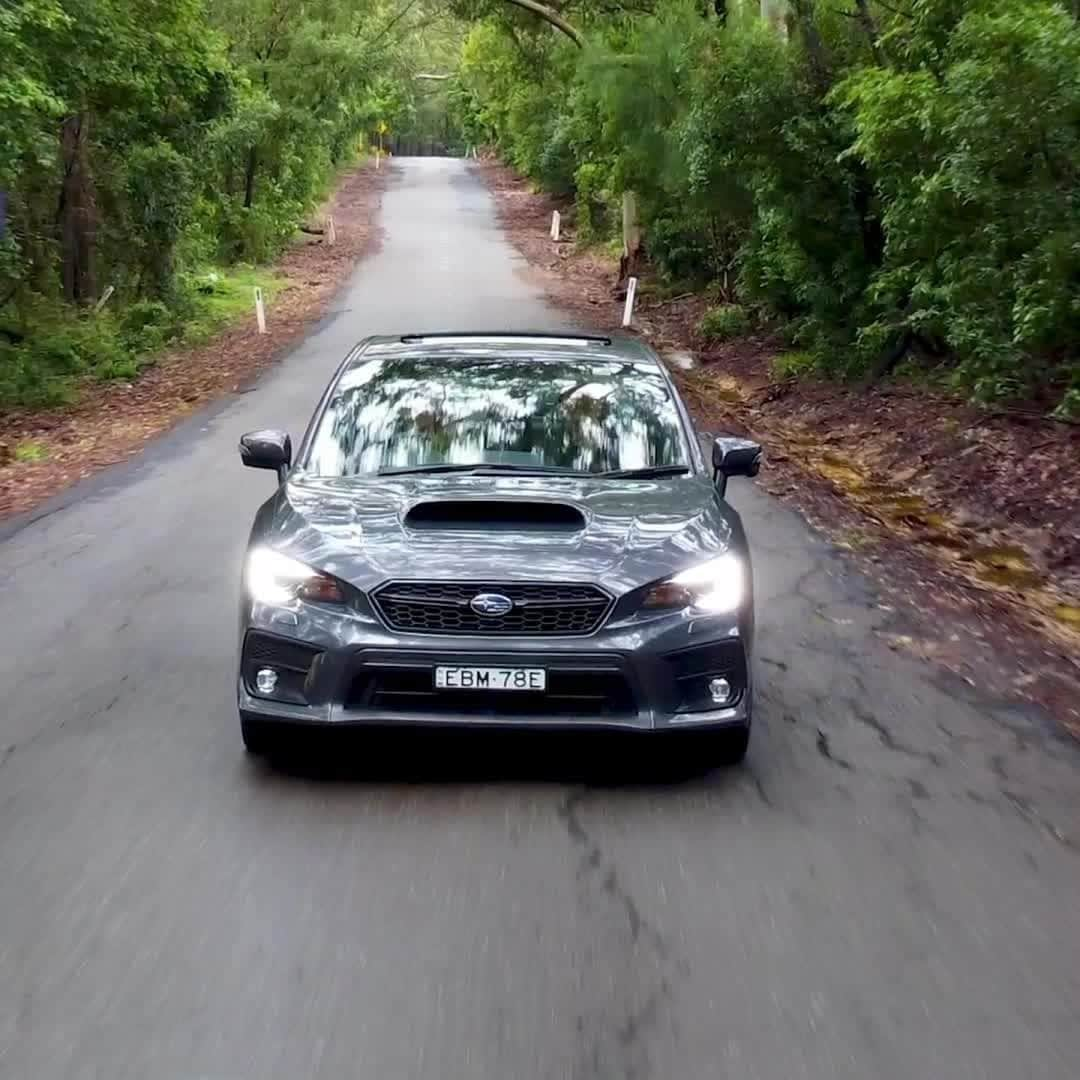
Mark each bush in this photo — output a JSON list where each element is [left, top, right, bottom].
[[647, 208, 717, 284], [573, 162, 612, 245], [0, 310, 131, 409], [834, 0, 1080, 401], [119, 300, 184, 353], [771, 349, 820, 381], [699, 305, 751, 343]]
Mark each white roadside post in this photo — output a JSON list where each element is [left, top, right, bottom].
[[94, 285, 115, 313], [254, 287, 267, 334], [622, 276, 638, 328], [326, 216, 337, 246], [550, 210, 561, 242]]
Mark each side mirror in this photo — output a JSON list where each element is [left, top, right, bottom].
[[712, 436, 762, 497], [240, 429, 292, 483]]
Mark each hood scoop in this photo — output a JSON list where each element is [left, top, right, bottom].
[[404, 499, 586, 532]]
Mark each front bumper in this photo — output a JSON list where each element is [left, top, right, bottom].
[[238, 602, 752, 734]]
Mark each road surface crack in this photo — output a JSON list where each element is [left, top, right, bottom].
[[816, 728, 854, 771], [848, 687, 942, 767], [559, 790, 681, 1080]]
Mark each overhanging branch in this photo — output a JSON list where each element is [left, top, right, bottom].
[[501, 0, 584, 46]]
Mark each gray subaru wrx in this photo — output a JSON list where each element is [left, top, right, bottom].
[[236, 333, 762, 763]]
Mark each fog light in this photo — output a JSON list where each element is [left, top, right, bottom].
[[708, 677, 732, 705], [255, 668, 279, 695]]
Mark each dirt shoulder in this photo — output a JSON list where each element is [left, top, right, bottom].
[[0, 161, 388, 523], [478, 159, 1080, 735]]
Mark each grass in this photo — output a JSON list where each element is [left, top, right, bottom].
[[13, 439, 47, 463], [770, 349, 819, 381], [698, 304, 751, 343], [183, 265, 288, 346]]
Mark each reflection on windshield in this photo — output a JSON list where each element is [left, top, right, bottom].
[[301, 356, 688, 477]]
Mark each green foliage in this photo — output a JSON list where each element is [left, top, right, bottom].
[[699, 304, 751, 343], [460, 0, 1080, 413], [124, 141, 197, 300], [0, 0, 421, 410], [1052, 387, 1080, 423], [835, 0, 1080, 401], [0, 262, 283, 409], [573, 162, 611, 244]]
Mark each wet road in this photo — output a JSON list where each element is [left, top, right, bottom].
[[2, 159, 1079, 1080]]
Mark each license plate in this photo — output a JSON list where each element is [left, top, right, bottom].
[[435, 666, 546, 692]]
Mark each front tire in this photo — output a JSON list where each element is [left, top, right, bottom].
[[703, 725, 750, 767], [719, 725, 750, 765], [240, 716, 276, 757]]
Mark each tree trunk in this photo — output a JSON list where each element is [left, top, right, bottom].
[[851, 161, 884, 267], [616, 190, 642, 295], [760, 0, 787, 35], [853, 0, 886, 66], [787, 0, 832, 92], [243, 146, 258, 209], [58, 113, 96, 305]]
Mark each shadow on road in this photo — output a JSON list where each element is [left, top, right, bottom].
[[247, 727, 731, 788]]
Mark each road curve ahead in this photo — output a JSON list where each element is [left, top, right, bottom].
[[2, 158, 1079, 1080]]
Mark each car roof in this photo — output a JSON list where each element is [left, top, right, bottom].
[[348, 332, 661, 368]]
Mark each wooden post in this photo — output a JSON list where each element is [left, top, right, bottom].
[[254, 287, 266, 334], [622, 192, 640, 263], [550, 211, 561, 242], [326, 216, 336, 246], [93, 285, 115, 312]]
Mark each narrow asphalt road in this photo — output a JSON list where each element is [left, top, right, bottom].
[[2, 159, 1079, 1080]]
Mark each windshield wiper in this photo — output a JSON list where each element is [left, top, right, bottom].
[[377, 463, 589, 477], [595, 465, 690, 479], [376, 463, 691, 479]]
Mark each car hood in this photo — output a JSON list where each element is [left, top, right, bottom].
[[258, 473, 738, 596]]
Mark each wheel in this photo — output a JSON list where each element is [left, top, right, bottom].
[[240, 715, 277, 757], [704, 725, 750, 767], [719, 725, 750, 765]]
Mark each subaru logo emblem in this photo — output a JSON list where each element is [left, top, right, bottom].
[[470, 592, 513, 617]]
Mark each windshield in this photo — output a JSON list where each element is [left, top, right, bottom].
[[300, 355, 690, 477]]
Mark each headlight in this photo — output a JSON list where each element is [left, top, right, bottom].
[[641, 553, 745, 614], [245, 548, 346, 606]]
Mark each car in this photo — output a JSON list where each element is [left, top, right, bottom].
[[236, 332, 762, 763]]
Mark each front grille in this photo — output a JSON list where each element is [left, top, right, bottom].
[[348, 666, 635, 718], [371, 581, 612, 637]]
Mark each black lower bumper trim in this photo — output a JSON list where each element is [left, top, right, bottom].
[[345, 651, 637, 719]]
